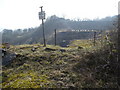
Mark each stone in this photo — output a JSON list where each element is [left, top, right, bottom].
[[31, 48, 36, 52], [78, 46, 83, 49], [44, 48, 56, 51], [57, 81, 64, 86], [59, 49, 66, 52]]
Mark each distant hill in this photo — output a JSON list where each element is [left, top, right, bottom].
[[2, 15, 117, 45]]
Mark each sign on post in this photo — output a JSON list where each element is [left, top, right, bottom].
[[39, 11, 45, 19]]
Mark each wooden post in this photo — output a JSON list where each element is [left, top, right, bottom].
[[42, 19, 46, 47], [55, 29, 56, 46], [93, 31, 96, 46], [40, 6, 46, 47], [100, 30, 103, 47]]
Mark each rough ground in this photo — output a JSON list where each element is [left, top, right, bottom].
[[1, 40, 118, 88]]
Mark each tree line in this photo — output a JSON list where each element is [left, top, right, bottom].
[[1, 15, 117, 45]]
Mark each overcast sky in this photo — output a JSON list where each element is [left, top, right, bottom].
[[0, 0, 119, 30]]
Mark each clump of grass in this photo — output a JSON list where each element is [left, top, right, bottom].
[[69, 39, 93, 49]]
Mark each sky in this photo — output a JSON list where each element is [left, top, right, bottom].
[[0, 0, 119, 30]]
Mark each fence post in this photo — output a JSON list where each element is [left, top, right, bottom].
[[55, 29, 57, 46], [100, 30, 103, 47], [93, 31, 96, 46]]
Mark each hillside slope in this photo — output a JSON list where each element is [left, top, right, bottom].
[[1, 38, 118, 88]]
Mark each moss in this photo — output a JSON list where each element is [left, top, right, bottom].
[[2, 71, 53, 88]]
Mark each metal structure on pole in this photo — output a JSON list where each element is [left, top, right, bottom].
[[39, 6, 46, 47]]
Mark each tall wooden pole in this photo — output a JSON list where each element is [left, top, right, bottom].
[[40, 6, 46, 47], [55, 29, 56, 46]]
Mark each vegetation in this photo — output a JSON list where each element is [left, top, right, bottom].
[[1, 30, 119, 88], [1, 14, 119, 88]]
